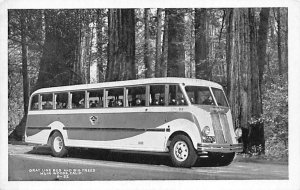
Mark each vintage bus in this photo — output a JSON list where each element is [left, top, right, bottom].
[[25, 77, 243, 168]]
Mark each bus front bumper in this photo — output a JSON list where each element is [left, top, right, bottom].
[[197, 143, 243, 153]]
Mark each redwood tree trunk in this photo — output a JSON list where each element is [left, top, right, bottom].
[[20, 10, 29, 116], [160, 9, 168, 77], [276, 8, 282, 76], [195, 8, 209, 80], [144, 8, 152, 78], [96, 9, 105, 82], [10, 10, 30, 141], [167, 9, 185, 77], [35, 10, 79, 90], [255, 8, 270, 154], [155, 8, 163, 77], [106, 9, 136, 81]]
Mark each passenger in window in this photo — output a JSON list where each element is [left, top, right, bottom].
[[203, 96, 213, 105], [153, 99, 159, 105], [178, 98, 185, 105], [170, 99, 177, 105], [190, 97, 195, 104], [135, 98, 141, 106], [56, 102, 62, 109], [90, 100, 96, 108], [95, 100, 102, 108], [79, 100, 85, 108], [116, 99, 123, 107], [44, 101, 52, 109], [159, 97, 164, 105], [108, 98, 115, 107], [33, 102, 39, 110]]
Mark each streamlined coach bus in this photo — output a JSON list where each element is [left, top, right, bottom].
[[25, 77, 243, 168]]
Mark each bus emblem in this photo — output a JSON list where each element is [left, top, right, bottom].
[[89, 115, 98, 125]]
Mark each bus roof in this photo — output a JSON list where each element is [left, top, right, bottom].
[[32, 77, 224, 94]]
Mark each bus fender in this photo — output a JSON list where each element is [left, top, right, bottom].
[[166, 119, 201, 150], [47, 121, 69, 145]]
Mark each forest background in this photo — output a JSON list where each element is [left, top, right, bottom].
[[7, 8, 288, 160]]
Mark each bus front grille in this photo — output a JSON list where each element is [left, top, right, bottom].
[[210, 112, 232, 144]]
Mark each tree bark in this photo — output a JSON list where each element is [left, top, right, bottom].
[[144, 8, 152, 78], [276, 8, 282, 76], [160, 9, 168, 77], [254, 8, 270, 154], [35, 10, 80, 90], [155, 8, 163, 77], [195, 8, 209, 80], [106, 9, 136, 81], [257, 8, 270, 87], [226, 9, 234, 95], [9, 10, 30, 141], [20, 10, 29, 116], [96, 9, 105, 82], [167, 9, 185, 77]]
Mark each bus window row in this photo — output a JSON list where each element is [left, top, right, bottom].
[[30, 84, 187, 110]]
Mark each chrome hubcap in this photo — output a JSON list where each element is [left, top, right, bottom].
[[53, 136, 63, 152], [173, 141, 189, 162]]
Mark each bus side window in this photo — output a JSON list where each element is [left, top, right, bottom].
[[168, 85, 187, 106], [71, 91, 85, 109], [88, 89, 104, 108], [30, 94, 39, 110], [105, 88, 124, 108], [55, 93, 68, 109], [126, 86, 146, 107], [41, 93, 53, 110], [149, 85, 165, 106]]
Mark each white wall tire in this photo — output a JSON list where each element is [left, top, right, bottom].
[[170, 135, 197, 168], [50, 131, 68, 157]]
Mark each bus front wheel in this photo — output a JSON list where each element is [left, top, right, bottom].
[[50, 131, 68, 157], [169, 135, 197, 168]]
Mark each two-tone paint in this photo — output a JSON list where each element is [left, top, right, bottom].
[[25, 78, 242, 154]]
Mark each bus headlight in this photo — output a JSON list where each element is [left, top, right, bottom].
[[235, 128, 242, 138], [202, 126, 210, 136]]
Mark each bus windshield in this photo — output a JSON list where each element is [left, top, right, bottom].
[[185, 86, 215, 106], [211, 88, 228, 107], [185, 86, 228, 107]]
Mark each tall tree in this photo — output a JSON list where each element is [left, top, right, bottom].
[[155, 8, 163, 77], [195, 8, 209, 80], [160, 9, 168, 77], [20, 10, 29, 116], [276, 8, 282, 76], [257, 8, 270, 87], [144, 8, 152, 78], [226, 9, 251, 152], [96, 9, 105, 82], [254, 8, 270, 153], [35, 10, 79, 90], [226, 8, 242, 132], [167, 9, 185, 77], [106, 9, 136, 81], [226, 9, 234, 95]]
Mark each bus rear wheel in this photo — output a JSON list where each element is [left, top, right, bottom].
[[169, 135, 197, 168], [50, 131, 68, 157]]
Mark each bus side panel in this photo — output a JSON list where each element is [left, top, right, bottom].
[[25, 110, 198, 152], [25, 114, 51, 144], [66, 118, 197, 152]]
